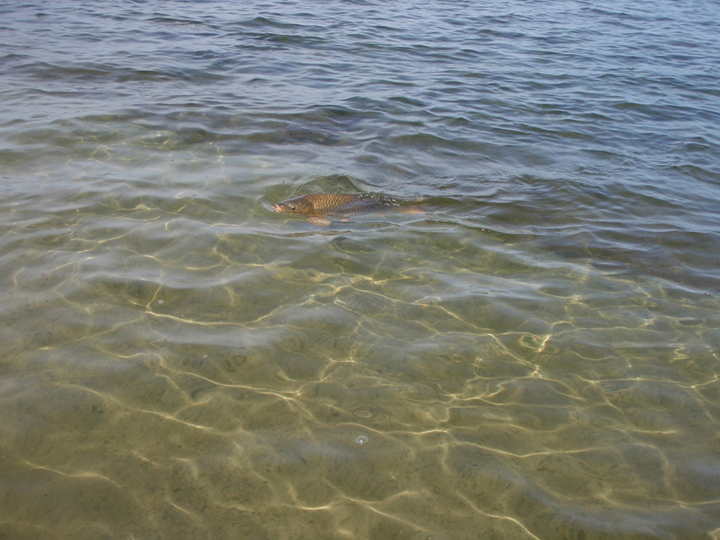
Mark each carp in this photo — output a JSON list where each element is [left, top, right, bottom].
[[272, 193, 418, 225]]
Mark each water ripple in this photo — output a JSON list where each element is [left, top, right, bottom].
[[2, 0, 720, 538]]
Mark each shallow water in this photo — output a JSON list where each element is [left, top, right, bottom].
[[2, 1, 720, 539]]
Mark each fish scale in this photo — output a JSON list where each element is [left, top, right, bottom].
[[272, 193, 401, 216]]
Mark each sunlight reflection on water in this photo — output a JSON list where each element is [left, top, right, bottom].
[[1, 0, 720, 539]]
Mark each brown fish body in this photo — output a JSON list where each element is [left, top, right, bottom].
[[272, 193, 401, 217]]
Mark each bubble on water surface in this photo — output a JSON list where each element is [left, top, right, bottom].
[[350, 406, 389, 424], [355, 435, 369, 445]]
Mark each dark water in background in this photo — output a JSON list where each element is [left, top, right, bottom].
[[2, 1, 720, 538]]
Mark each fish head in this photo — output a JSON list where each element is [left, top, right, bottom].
[[272, 195, 314, 214]]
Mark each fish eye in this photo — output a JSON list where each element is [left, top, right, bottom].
[[289, 204, 296, 211]]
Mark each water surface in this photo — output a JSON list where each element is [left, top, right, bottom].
[[2, 1, 720, 539]]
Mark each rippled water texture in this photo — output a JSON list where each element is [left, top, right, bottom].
[[2, 1, 720, 539]]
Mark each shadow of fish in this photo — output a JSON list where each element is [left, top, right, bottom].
[[272, 193, 421, 225]]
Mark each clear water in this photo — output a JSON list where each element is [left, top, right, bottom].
[[1, 1, 720, 539]]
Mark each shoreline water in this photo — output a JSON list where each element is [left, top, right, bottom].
[[1, 1, 720, 538]]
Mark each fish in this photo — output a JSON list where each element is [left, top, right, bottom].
[[272, 193, 417, 225]]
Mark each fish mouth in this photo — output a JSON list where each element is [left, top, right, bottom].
[[272, 204, 281, 212]]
